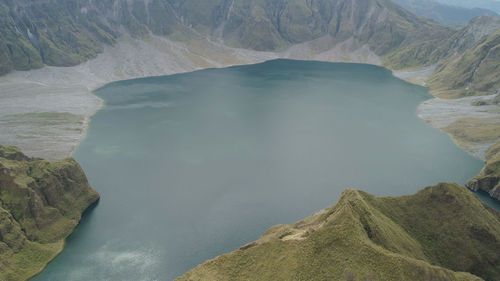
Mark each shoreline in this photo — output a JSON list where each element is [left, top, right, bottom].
[[394, 68, 500, 162], [0, 35, 277, 160], [0, 34, 382, 160], [27, 199, 100, 281], [0, 35, 497, 175], [2, 37, 498, 281], [417, 94, 500, 161], [71, 93, 105, 158]]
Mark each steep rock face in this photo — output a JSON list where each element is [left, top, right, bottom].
[[428, 18, 500, 98], [449, 16, 500, 52], [0, 0, 453, 74], [0, 146, 99, 281], [0, 0, 180, 75], [0, 0, 497, 92], [0, 0, 117, 74], [174, 0, 449, 54], [177, 183, 500, 281], [161, 0, 454, 72], [467, 142, 500, 201]]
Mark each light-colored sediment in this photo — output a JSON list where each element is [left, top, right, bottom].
[[282, 36, 382, 65], [418, 94, 500, 160], [0, 35, 382, 160], [0, 35, 277, 160], [395, 66, 500, 161], [393, 64, 436, 86], [1, 33, 499, 163]]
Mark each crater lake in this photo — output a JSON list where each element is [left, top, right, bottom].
[[32, 60, 488, 281]]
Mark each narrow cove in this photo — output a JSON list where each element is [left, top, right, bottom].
[[32, 60, 489, 281]]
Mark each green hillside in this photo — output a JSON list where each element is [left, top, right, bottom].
[[177, 183, 500, 281], [429, 26, 500, 98], [0, 0, 118, 75], [0, 146, 99, 281]]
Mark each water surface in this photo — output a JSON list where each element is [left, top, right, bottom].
[[33, 60, 487, 280]]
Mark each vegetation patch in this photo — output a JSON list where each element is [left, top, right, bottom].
[[177, 183, 500, 281], [444, 118, 500, 145], [0, 146, 99, 281]]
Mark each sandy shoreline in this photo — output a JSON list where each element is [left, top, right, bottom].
[[0, 35, 277, 160], [0, 35, 498, 163], [0, 35, 381, 160], [417, 94, 500, 160], [393, 67, 500, 161]]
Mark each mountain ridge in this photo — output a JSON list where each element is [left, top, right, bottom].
[[0, 0, 453, 74], [2, 0, 499, 97], [177, 183, 500, 281]]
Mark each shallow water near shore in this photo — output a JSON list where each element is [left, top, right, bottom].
[[32, 60, 488, 280]]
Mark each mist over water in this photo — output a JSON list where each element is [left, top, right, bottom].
[[33, 60, 485, 281]]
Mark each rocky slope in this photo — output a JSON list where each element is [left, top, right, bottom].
[[428, 17, 500, 98], [0, 146, 99, 281], [0, 0, 453, 74], [0, 0, 453, 162], [467, 142, 500, 201], [0, 0, 116, 75], [414, 16, 500, 201], [176, 0, 452, 65], [177, 183, 500, 281], [0, 0, 498, 96]]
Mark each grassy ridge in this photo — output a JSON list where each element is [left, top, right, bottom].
[[0, 146, 99, 281], [177, 183, 500, 281]]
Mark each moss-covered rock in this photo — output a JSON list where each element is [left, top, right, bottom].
[[0, 145, 99, 281], [467, 142, 500, 201], [177, 183, 500, 281]]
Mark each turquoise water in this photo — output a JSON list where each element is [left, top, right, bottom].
[[33, 60, 489, 280]]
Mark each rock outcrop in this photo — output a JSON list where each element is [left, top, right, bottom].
[[467, 142, 500, 201], [0, 146, 99, 281]]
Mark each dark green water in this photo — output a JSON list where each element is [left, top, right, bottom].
[[33, 60, 489, 281]]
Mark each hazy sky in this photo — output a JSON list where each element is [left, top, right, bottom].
[[434, 0, 500, 12]]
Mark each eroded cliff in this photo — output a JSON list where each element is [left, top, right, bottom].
[[0, 145, 99, 281]]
